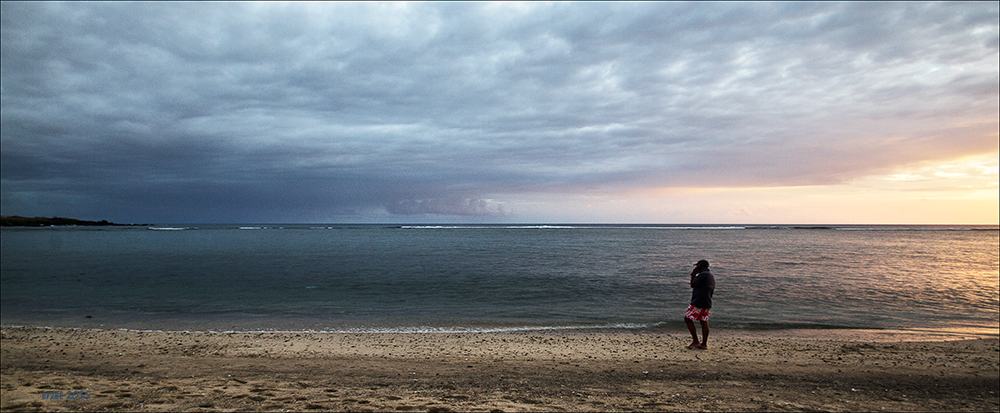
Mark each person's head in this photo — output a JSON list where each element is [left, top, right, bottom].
[[695, 259, 710, 271]]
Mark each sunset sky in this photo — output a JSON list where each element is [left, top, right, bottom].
[[2, 2, 997, 224]]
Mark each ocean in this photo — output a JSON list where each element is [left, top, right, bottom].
[[2, 224, 997, 336]]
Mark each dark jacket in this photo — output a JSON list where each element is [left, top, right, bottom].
[[690, 269, 715, 309]]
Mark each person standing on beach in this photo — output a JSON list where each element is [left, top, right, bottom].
[[685, 259, 715, 350]]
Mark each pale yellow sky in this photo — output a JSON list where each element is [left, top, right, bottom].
[[507, 152, 1000, 224]]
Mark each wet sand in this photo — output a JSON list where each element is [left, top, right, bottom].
[[1, 327, 997, 412]]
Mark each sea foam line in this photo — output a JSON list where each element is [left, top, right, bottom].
[[2, 323, 664, 335]]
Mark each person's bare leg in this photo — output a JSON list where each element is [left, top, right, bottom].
[[685, 318, 700, 348], [696, 320, 710, 349]]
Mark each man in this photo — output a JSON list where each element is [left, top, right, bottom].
[[685, 259, 715, 350]]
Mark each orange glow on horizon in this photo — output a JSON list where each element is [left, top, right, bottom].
[[506, 153, 999, 224]]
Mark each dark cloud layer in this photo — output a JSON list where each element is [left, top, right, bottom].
[[2, 2, 997, 223]]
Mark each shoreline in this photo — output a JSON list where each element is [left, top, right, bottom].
[[3, 321, 997, 342], [2, 327, 997, 412]]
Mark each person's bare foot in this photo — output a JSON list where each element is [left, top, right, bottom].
[[694, 344, 708, 350], [687, 340, 700, 349]]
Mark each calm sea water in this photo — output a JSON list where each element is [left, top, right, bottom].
[[2, 225, 997, 336]]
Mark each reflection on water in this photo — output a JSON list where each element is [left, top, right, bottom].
[[2, 225, 997, 335]]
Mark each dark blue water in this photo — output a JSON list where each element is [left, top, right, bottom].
[[2, 224, 997, 335]]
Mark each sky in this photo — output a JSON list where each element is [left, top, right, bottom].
[[2, 2, 998, 224]]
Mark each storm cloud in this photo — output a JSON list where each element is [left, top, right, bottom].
[[2, 2, 997, 223]]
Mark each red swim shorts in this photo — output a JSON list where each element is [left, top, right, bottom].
[[685, 305, 710, 322]]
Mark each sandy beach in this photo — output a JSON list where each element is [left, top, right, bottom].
[[1, 327, 997, 412]]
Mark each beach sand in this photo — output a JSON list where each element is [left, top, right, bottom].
[[1, 327, 997, 412]]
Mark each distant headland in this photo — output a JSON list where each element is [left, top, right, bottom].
[[0, 216, 142, 227]]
